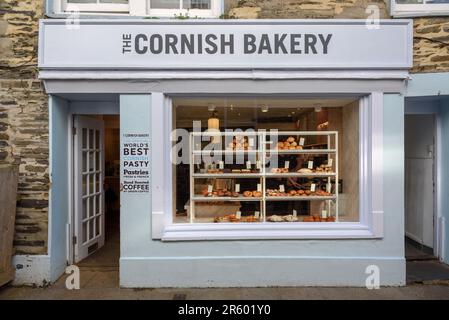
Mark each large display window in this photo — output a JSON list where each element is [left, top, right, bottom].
[[172, 97, 360, 225]]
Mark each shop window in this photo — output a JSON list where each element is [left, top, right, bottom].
[[172, 98, 361, 226], [392, 0, 449, 17], [55, 0, 222, 17]]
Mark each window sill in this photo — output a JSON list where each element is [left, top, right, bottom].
[[392, 11, 449, 18], [160, 222, 379, 241]]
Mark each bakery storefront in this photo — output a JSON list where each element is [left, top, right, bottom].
[[38, 19, 412, 287]]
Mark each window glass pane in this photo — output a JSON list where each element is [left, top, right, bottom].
[[82, 198, 87, 219], [95, 130, 100, 150], [96, 151, 100, 171], [89, 196, 94, 218], [89, 152, 95, 171], [151, 0, 180, 9], [82, 174, 88, 196], [96, 216, 101, 237], [96, 194, 101, 215], [83, 222, 88, 243], [183, 0, 210, 9], [100, 0, 128, 3], [89, 220, 94, 240], [82, 128, 87, 149], [89, 129, 94, 149], [173, 97, 360, 224], [396, 0, 423, 3], [82, 151, 88, 172], [96, 173, 100, 193], [89, 174, 95, 195]]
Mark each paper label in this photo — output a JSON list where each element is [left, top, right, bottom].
[[249, 138, 255, 147], [236, 211, 241, 219], [279, 184, 285, 193], [328, 158, 333, 167], [299, 137, 305, 146], [321, 210, 328, 219], [284, 161, 290, 169], [207, 185, 213, 193], [326, 183, 332, 193], [235, 184, 240, 193], [256, 160, 261, 170], [218, 161, 224, 169], [308, 161, 314, 169], [257, 184, 262, 192], [310, 183, 316, 192], [293, 209, 297, 218], [255, 211, 260, 219], [246, 161, 251, 169]]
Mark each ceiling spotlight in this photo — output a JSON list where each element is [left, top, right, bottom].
[[261, 105, 269, 113], [314, 104, 322, 113], [230, 104, 234, 111]]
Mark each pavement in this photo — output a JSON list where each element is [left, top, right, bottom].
[[1, 263, 449, 300]]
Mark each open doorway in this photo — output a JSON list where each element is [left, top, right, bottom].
[[405, 114, 437, 261], [72, 115, 120, 268]]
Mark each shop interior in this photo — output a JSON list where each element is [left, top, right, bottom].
[[172, 97, 360, 224]]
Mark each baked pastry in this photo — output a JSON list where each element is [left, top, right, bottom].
[[303, 216, 315, 222], [267, 215, 284, 222], [243, 191, 253, 197], [289, 190, 297, 196], [284, 215, 299, 222], [252, 191, 262, 197], [287, 137, 295, 143], [298, 168, 313, 174]]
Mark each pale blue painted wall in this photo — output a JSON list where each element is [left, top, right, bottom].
[[119, 93, 406, 287], [438, 97, 449, 263], [49, 96, 69, 281]]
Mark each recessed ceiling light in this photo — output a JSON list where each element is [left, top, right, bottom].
[[314, 105, 322, 113], [208, 104, 216, 112], [261, 105, 269, 113]]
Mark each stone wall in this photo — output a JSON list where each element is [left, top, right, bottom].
[[412, 17, 449, 73], [0, 1, 48, 255], [225, 0, 390, 19]]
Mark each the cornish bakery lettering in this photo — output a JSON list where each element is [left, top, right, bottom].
[[122, 33, 332, 55]]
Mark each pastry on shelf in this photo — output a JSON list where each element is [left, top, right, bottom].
[[297, 168, 313, 174], [201, 189, 240, 198], [275, 136, 304, 150], [267, 214, 299, 222], [271, 168, 290, 174]]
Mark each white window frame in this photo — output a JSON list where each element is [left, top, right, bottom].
[[147, 0, 222, 18], [151, 92, 384, 241], [60, 0, 130, 13], [54, 0, 223, 17], [391, 0, 449, 17]]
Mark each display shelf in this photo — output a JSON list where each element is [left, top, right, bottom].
[[265, 196, 337, 201], [264, 172, 336, 178], [266, 149, 336, 154], [192, 196, 263, 202], [192, 173, 263, 178], [188, 131, 339, 223]]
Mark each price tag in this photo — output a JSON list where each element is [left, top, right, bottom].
[[279, 184, 285, 193], [327, 159, 333, 167], [218, 161, 224, 169], [236, 211, 241, 219], [255, 211, 260, 219], [246, 161, 252, 170], [207, 185, 213, 193], [235, 184, 240, 193], [310, 183, 316, 192], [284, 161, 290, 169], [308, 161, 314, 169], [256, 160, 261, 170], [321, 210, 328, 219], [299, 137, 305, 146], [257, 184, 262, 192], [249, 138, 255, 147], [326, 183, 332, 193], [293, 209, 297, 218]]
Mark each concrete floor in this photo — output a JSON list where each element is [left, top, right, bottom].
[[2, 221, 449, 300]]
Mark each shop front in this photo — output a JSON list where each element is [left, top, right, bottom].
[[38, 19, 412, 287]]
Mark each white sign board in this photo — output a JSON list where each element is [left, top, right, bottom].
[[39, 20, 412, 70]]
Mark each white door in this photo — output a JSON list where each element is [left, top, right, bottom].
[[74, 116, 105, 262], [405, 114, 435, 249]]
